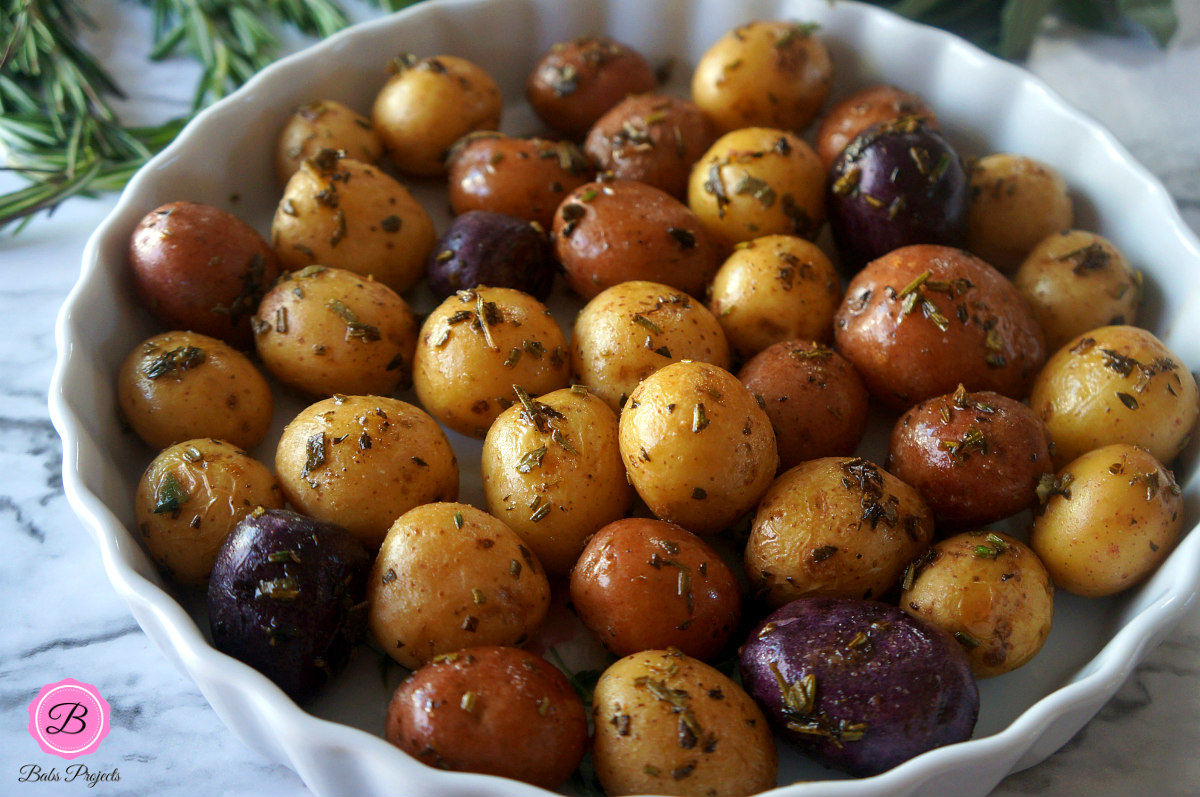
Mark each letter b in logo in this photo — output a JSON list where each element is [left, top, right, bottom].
[[28, 680, 111, 759]]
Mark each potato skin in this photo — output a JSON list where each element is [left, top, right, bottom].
[[744, 457, 934, 607], [1030, 325, 1199, 468], [426, 210, 557, 301], [707, 234, 842, 359], [570, 280, 730, 412], [901, 531, 1054, 678], [134, 439, 284, 585], [592, 648, 778, 797], [446, 133, 594, 228], [129, 201, 280, 348], [886, 386, 1053, 527], [1014, 230, 1142, 353], [367, 503, 551, 669], [553, 179, 722, 300], [619, 360, 778, 535], [737, 340, 870, 471], [833, 244, 1046, 410], [385, 645, 588, 789], [814, 84, 937, 169], [275, 99, 383, 184], [526, 36, 657, 139], [1031, 444, 1184, 597], [584, 94, 717, 199], [691, 20, 833, 134], [372, 54, 502, 176], [739, 597, 978, 777], [274, 395, 458, 550], [966, 153, 1074, 273], [252, 266, 418, 398], [413, 286, 570, 438], [271, 154, 436, 295], [118, 330, 274, 451], [207, 508, 370, 702], [570, 518, 742, 661], [482, 386, 633, 576], [688, 127, 826, 250]]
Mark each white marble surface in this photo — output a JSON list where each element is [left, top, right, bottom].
[[2, 1, 1199, 795]]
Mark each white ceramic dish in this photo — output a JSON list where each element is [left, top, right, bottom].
[[49, 0, 1200, 795]]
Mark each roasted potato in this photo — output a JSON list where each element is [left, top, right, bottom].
[[481, 385, 633, 576], [966, 153, 1074, 273], [134, 438, 284, 585], [570, 280, 730, 412], [707, 234, 842, 359], [833, 244, 1047, 409], [691, 19, 833, 134], [426, 210, 557, 301], [744, 457, 934, 607], [413, 286, 571, 438], [592, 648, 778, 797], [129, 201, 280, 348], [118, 330, 274, 451], [619, 360, 777, 535], [814, 84, 938, 169], [367, 503, 551, 668], [1031, 444, 1184, 597], [274, 395, 458, 550], [569, 517, 742, 661], [275, 99, 383, 184], [1029, 325, 1199, 468], [372, 53, 502, 176], [252, 266, 418, 398]]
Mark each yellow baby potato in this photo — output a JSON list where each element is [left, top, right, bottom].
[[274, 99, 383, 185], [966, 153, 1074, 273]]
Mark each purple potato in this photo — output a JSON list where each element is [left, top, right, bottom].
[[427, 210, 557, 300], [827, 116, 969, 275], [208, 508, 370, 702], [739, 597, 978, 777]]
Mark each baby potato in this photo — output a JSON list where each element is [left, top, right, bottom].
[[413, 287, 571, 438], [426, 210, 557, 301], [446, 133, 594, 228], [275, 395, 458, 550], [619, 360, 778, 535], [134, 438, 284, 585], [271, 153, 436, 295], [886, 385, 1053, 528], [707, 234, 843, 359], [526, 36, 657, 139], [275, 99, 383, 184], [901, 531, 1054, 678], [592, 648, 777, 797], [368, 503, 551, 668], [570, 280, 730, 412], [691, 19, 833, 134], [570, 518, 742, 661], [688, 127, 826, 249], [833, 244, 1047, 410], [552, 178, 722, 300], [1013, 229, 1142, 352], [385, 645, 588, 789], [129, 201, 280, 348], [1031, 444, 1184, 597], [813, 84, 938, 169], [252, 266, 418, 398], [584, 94, 717, 199], [737, 340, 870, 471], [372, 54, 502, 176], [966, 153, 1074, 273], [744, 457, 935, 607], [482, 385, 633, 576], [1030, 325, 1199, 468], [118, 330, 273, 451]]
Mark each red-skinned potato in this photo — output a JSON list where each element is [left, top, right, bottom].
[[834, 244, 1046, 410], [569, 517, 742, 661], [385, 646, 587, 789], [129, 201, 280, 348], [814, 84, 938, 169]]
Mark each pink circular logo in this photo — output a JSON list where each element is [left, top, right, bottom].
[[27, 679, 111, 759]]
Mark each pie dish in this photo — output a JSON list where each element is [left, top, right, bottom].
[[49, 0, 1200, 795]]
